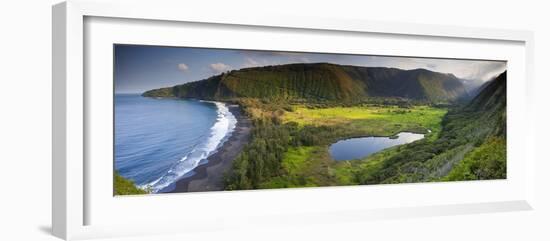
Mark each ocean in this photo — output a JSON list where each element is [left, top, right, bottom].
[[114, 94, 237, 193]]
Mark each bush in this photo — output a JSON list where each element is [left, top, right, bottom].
[[114, 172, 148, 195]]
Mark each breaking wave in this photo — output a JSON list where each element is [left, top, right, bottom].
[[138, 101, 237, 193]]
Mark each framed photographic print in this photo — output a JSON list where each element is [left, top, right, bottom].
[[52, 0, 535, 240], [113, 45, 508, 195]]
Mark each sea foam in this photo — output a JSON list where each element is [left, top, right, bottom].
[[138, 101, 237, 193]]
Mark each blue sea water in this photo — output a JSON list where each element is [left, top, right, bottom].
[[329, 132, 425, 161], [114, 94, 236, 193]]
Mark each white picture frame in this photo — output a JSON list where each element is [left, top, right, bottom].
[[52, 0, 535, 240]]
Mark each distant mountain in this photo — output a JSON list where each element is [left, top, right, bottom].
[[460, 78, 484, 97], [463, 79, 489, 100], [143, 63, 468, 102]]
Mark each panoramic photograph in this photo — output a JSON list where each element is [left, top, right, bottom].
[[113, 44, 507, 195]]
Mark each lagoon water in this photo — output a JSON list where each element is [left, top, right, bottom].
[[329, 132, 425, 161], [114, 94, 236, 193]]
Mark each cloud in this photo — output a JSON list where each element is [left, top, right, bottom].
[[298, 56, 311, 63], [209, 63, 232, 73], [230, 49, 505, 83], [467, 61, 507, 81], [177, 63, 189, 72], [242, 57, 260, 68], [363, 56, 506, 82]]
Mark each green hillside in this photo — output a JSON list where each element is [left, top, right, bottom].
[[143, 63, 468, 103], [223, 71, 506, 189], [114, 172, 147, 195], [336, 71, 507, 184]]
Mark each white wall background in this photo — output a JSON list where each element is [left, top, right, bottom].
[[0, 0, 548, 240]]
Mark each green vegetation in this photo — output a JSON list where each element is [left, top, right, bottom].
[[114, 172, 148, 195], [223, 116, 293, 190], [283, 105, 446, 139], [331, 72, 507, 185], [281, 146, 317, 176], [143, 63, 507, 191], [223, 98, 449, 189], [141, 86, 174, 98], [222, 72, 506, 189], [259, 146, 322, 188], [143, 63, 468, 103], [443, 137, 506, 181]]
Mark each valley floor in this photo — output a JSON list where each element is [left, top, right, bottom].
[[222, 100, 501, 190], [260, 105, 447, 189]]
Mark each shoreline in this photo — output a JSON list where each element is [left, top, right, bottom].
[[166, 104, 252, 193], [333, 130, 429, 142]]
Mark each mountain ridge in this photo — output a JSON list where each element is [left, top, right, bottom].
[[143, 63, 470, 103]]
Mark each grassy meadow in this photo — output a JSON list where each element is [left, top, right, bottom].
[[224, 100, 452, 189], [282, 105, 446, 139]]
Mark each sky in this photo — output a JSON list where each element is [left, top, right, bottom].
[[114, 44, 507, 93]]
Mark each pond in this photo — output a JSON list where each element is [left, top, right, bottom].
[[329, 132, 425, 161]]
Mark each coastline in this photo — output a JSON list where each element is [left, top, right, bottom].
[[166, 104, 252, 193]]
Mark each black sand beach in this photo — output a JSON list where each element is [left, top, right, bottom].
[[167, 104, 251, 193]]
